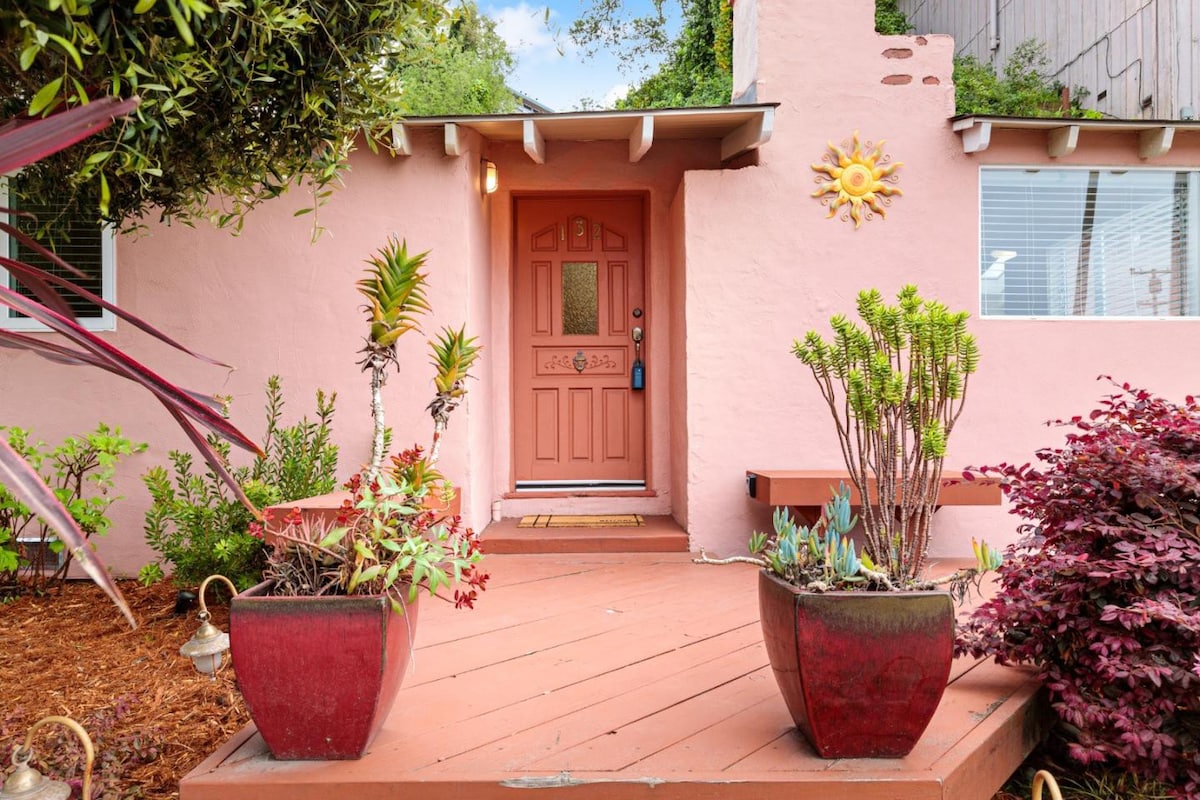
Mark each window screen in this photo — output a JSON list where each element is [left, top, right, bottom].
[[980, 168, 1200, 318], [1, 178, 114, 330]]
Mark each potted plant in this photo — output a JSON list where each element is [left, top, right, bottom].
[[224, 237, 484, 760], [727, 286, 1000, 758]]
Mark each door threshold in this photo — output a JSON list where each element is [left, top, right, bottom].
[[502, 489, 656, 499], [513, 481, 646, 493]]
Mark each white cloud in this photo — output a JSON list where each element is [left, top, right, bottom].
[[602, 83, 630, 107], [489, 3, 562, 61]]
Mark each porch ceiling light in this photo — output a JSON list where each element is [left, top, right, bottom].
[[482, 159, 498, 195], [0, 716, 94, 800], [179, 574, 237, 678]]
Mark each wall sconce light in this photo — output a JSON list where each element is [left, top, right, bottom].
[[179, 574, 237, 678], [0, 715, 94, 800], [481, 159, 498, 195]]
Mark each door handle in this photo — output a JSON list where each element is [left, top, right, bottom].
[[631, 326, 643, 343]]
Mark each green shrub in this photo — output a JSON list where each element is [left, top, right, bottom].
[[954, 39, 1100, 118], [0, 424, 145, 594], [875, 0, 912, 34], [142, 376, 338, 590]]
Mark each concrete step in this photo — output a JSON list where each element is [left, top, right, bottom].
[[480, 515, 689, 554]]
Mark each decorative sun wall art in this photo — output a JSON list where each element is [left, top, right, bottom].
[[811, 132, 903, 229]]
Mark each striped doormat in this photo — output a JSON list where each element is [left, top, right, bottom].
[[517, 514, 645, 528]]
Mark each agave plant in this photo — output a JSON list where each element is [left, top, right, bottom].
[[0, 98, 262, 626], [744, 483, 1002, 597], [427, 325, 481, 464], [356, 237, 430, 479]]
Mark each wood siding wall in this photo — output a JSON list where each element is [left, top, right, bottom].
[[898, 0, 1198, 120]]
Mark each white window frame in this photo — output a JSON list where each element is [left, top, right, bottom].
[[0, 176, 117, 332], [978, 165, 1200, 321]]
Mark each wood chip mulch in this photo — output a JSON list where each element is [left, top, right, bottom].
[[0, 579, 250, 799]]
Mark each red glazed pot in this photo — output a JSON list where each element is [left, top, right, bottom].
[[758, 570, 953, 758], [230, 582, 419, 760]]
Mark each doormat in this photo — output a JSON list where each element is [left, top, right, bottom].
[[517, 514, 645, 528]]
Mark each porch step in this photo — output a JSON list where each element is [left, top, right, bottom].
[[481, 515, 689, 554]]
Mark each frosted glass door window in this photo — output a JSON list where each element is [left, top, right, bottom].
[[562, 261, 598, 334]]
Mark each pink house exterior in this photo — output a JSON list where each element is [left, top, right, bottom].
[[6, 0, 1200, 575]]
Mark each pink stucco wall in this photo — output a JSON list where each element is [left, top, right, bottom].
[[2, 128, 496, 575], [681, 0, 1200, 558]]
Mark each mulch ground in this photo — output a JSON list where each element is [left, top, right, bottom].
[[0, 579, 250, 799]]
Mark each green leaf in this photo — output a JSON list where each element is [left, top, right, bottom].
[[48, 34, 84, 70], [99, 173, 111, 217], [29, 78, 64, 116], [319, 526, 347, 548], [19, 45, 41, 71], [165, 0, 196, 47]]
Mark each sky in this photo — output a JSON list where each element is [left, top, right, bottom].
[[485, 1, 681, 112]]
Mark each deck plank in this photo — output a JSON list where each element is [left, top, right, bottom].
[[181, 553, 1045, 800]]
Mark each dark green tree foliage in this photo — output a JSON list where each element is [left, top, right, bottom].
[[619, 0, 732, 109], [875, 0, 911, 34], [954, 39, 1099, 117], [0, 0, 446, 228], [387, 2, 517, 116]]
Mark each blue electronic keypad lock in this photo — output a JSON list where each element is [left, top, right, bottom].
[[631, 325, 645, 390]]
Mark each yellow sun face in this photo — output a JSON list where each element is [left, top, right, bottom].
[[811, 132, 903, 229]]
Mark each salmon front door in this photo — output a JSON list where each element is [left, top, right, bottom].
[[513, 196, 646, 489]]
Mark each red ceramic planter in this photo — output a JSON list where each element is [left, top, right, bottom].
[[758, 570, 954, 758], [229, 582, 419, 760]]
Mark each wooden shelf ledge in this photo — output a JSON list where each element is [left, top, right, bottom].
[[745, 469, 1001, 508]]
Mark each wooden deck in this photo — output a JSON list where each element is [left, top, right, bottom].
[[181, 552, 1048, 800]]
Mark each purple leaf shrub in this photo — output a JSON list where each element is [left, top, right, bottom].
[[957, 379, 1200, 798]]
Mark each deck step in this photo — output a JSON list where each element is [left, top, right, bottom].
[[481, 515, 688, 553]]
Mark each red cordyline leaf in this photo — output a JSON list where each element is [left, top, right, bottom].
[[0, 285, 263, 456], [0, 437, 135, 627], [0, 96, 140, 174], [0, 254, 76, 319], [0, 251, 232, 368], [0, 214, 91, 281], [0, 94, 266, 628], [0, 330, 224, 416]]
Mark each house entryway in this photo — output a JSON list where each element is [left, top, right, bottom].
[[497, 194, 677, 553]]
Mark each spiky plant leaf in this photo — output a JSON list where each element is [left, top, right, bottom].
[[357, 237, 430, 357]]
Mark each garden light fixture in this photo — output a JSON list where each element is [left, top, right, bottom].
[[0, 715, 94, 800], [179, 574, 237, 678]]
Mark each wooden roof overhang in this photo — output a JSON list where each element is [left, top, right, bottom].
[[952, 114, 1200, 159], [393, 104, 778, 165]]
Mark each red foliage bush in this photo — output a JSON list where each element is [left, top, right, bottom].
[[957, 379, 1200, 798]]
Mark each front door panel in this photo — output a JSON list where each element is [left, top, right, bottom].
[[513, 197, 646, 486]]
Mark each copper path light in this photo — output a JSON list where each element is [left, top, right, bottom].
[[0, 715, 94, 800], [179, 574, 237, 678]]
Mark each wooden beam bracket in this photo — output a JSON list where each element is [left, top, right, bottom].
[[1047, 125, 1079, 158], [629, 115, 654, 163], [1138, 126, 1175, 159], [720, 108, 774, 161], [444, 122, 462, 157], [523, 119, 546, 164]]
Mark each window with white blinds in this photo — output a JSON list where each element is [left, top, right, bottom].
[[980, 168, 1200, 318], [0, 178, 115, 331]]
